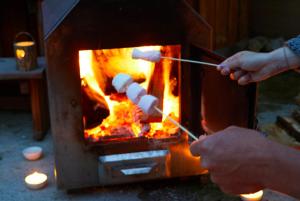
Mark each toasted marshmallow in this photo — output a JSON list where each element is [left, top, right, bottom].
[[138, 95, 158, 115], [112, 73, 133, 93], [126, 82, 147, 104], [132, 48, 161, 62]]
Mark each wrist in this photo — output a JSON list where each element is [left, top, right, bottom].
[[281, 46, 300, 70], [267, 48, 290, 72], [267, 47, 300, 75]]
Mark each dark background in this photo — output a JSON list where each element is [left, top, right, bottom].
[[1, 0, 300, 110]]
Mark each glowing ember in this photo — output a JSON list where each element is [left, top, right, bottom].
[[79, 45, 180, 141]]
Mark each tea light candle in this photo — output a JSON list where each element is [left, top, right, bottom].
[[240, 190, 263, 201], [25, 172, 48, 190], [22, 146, 43, 161]]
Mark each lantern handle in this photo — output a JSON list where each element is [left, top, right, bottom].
[[14, 32, 35, 44]]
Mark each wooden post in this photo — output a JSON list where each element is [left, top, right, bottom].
[[30, 76, 49, 140]]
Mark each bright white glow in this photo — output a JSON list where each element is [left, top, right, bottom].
[[240, 190, 263, 201], [25, 172, 47, 189]]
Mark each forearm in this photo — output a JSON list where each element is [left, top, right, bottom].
[[265, 142, 300, 198]]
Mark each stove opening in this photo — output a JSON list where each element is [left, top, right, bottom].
[[79, 45, 181, 143]]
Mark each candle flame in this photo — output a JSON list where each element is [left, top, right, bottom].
[[25, 172, 47, 185], [15, 41, 35, 47], [16, 49, 25, 59], [241, 190, 263, 200]]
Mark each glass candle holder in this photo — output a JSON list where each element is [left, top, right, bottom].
[[13, 32, 37, 71]]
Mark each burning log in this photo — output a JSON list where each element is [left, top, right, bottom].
[[82, 84, 109, 129], [132, 107, 152, 137], [138, 124, 151, 137], [87, 51, 111, 95], [110, 93, 128, 102], [110, 126, 134, 136], [92, 50, 146, 95], [147, 60, 164, 121], [133, 106, 148, 122], [162, 112, 180, 135]]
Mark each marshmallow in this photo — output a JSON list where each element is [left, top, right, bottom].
[[112, 73, 133, 93], [126, 82, 147, 104], [138, 95, 158, 115], [132, 48, 161, 62]]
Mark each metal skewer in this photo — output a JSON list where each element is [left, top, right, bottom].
[[161, 56, 218, 67], [154, 106, 198, 141]]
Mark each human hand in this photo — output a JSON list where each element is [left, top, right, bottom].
[[190, 126, 273, 195], [217, 47, 300, 85]]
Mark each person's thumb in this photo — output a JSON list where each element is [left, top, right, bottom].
[[198, 135, 207, 141], [190, 135, 208, 156]]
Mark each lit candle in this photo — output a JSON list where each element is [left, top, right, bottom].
[[240, 190, 263, 201], [25, 172, 48, 189], [15, 41, 35, 59], [13, 32, 37, 71]]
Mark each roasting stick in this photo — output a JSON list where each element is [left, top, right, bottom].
[[132, 48, 218, 68], [161, 56, 218, 67], [154, 106, 198, 141], [157, 93, 262, 199], [112, 73, 198, 141], [112, 71, 261, 199], [158, 102, 262, 198]]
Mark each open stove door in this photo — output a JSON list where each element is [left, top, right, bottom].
[[182, 47, 257, 134]]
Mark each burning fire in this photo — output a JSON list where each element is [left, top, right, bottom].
[[79, 45, 180, 142]]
